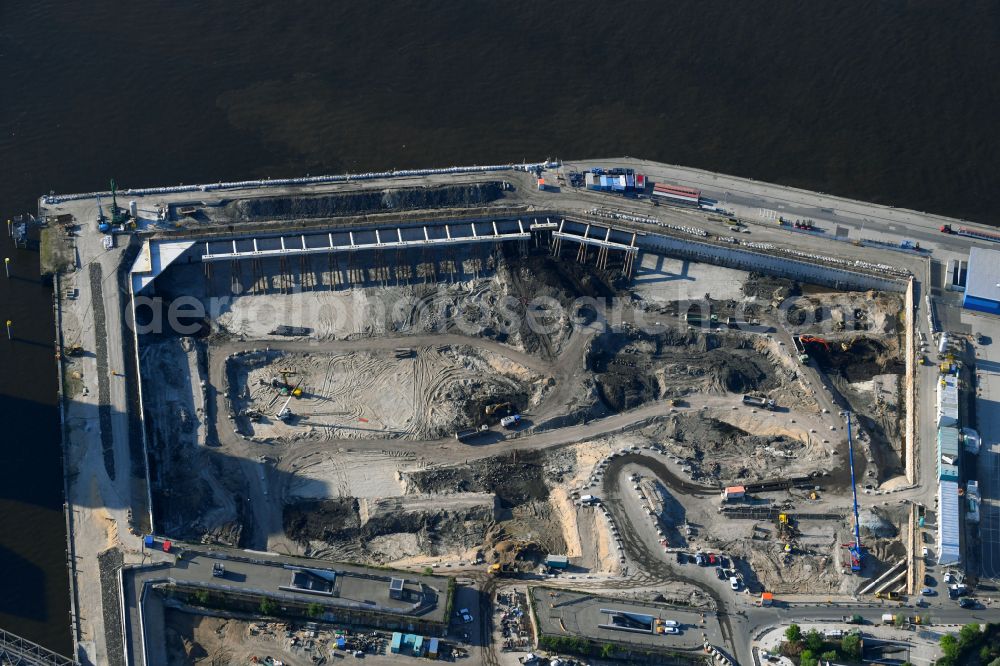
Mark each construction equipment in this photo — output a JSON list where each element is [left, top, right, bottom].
[[841, 412, 865, 573], [95, 193, 110, 233], [799, 335, 830, 351], [743, 394, 776, 410], [485, 402, 513, 417], [776, 513, 798, 542], [110, 179, 127, 226], [276, 390, 296, 421]]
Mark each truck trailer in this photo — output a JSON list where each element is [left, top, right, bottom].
[[742, 395, 776, 410]]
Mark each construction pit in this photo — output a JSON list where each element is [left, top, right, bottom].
[[136, 233, 911, 604]]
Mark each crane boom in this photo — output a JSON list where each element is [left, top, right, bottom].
[[845, 411, 864, 572]]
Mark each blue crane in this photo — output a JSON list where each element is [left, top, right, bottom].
[[842, 411, 864, 572]]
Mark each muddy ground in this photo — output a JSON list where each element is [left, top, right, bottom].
[[653, 414, 809, 483], [586, 326, 796, 413], [225, 181, 507, 221], [226, 345, 543, 440], [283, 493, 497, 563], [282, 448, 571, 566], [404, 449, 550, 508]]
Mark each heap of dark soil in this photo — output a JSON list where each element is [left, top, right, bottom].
[[801, 336, 903, 382], [405, 450, 549, 508], [282, 496, 494, 554], [228, 181, 506, 220], [587, 327, 780, 412], [742, 272, 800, 300]]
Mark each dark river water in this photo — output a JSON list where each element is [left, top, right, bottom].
[[0, 0, 998, 653]]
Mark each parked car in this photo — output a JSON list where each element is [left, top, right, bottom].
[[716, 567, 726, 580], [920, 587, 935, 596], [959, 598, 976, 609], [676, 552, 686, 565], [730, 576, 740, 591]]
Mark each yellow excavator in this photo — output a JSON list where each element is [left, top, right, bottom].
[[485, 402, 513, 417]]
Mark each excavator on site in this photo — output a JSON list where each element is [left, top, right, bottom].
[[484, 402, 513, 417], [799, 335, 831, 351]]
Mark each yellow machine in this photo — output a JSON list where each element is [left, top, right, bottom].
[[485, 402, 513, 416]]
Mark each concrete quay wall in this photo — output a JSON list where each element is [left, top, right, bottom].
[[635, 232, 908, 293]]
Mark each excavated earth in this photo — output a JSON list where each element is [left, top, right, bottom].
[[586, 326, 786, 412], [225, 182, 508, 221]]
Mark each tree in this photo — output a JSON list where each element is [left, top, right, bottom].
[[259, 598, 277, 615], [821, 650, 838, 661], [800, 649, 818, 666], [939, 633, 959, 660], [307, 602, 323, 618], [980, 645, 994, 662], [841, 632, 862, 660], [988, 658, 1000, 666], [959, 623, 982, 647], [194, 590, 210, 604], [804, 629, 824, 652], [423, 566, 434, 575], [600, 643, 615, 659], [785, 623, 802, 643]]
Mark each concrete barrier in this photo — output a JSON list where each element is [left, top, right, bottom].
[[905, 277, 916, 485], [41, 162, 557, 204]]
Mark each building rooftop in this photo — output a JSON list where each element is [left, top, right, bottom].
[[965, 246, 1000, 303]]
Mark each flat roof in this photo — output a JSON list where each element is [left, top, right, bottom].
[[965, 246, 1000, 303]]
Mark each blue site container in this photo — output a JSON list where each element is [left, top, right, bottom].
[[143, 535, 155, 548]]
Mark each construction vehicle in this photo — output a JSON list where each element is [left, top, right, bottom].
[[487, 562, 515, 576], [940, 224, 1000, 243], [799, 335, 830, 351], [276, 390, 296, 422], [742, 394, 776, 410], [240, 408, 263, 422], [485, 402, 513, 417], [776, 513, 798, 542], [107, 179, 131, 227], [95, 193, 110, 233], [841, 412, 865, 573], [500, 414, 522, 429]]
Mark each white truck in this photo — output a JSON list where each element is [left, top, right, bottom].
[[500, 414, 522, 429], [742, 395, 776, 410]]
